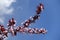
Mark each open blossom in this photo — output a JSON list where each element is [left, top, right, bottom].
[[36, 3, 44, 14]]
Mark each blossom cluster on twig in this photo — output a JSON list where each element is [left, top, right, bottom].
[[0, 3, 47, 40]]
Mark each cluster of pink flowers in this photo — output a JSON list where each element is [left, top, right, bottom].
[[16, 26, 47, 34], [0, 3, 47, 40]]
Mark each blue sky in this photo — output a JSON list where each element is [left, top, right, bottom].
[[0, 0, 60, 40]]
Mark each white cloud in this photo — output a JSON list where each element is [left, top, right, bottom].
[[0, 17, 4, 24], [0, 0, 16, 24], [0, 0, 16, 15]]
